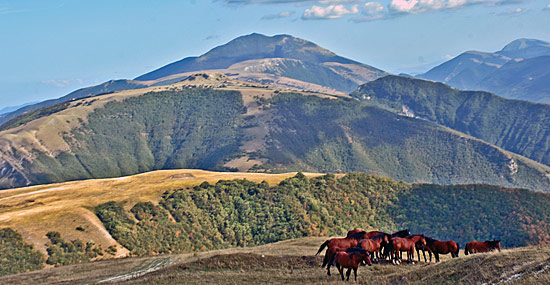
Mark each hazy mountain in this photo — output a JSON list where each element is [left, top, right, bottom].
[[476, 56, 550, 103], [0, 102, 38, 115], [417, 51, 510, 90], [135, 33, 387, 92], [352, 75, 550, 166], [417, 38, 550, 103], [0, 75, 548, 190], [496, 38, 550, 58]]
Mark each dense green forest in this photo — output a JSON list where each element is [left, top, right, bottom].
[[96, 173, 550, 257], [20, 89, 245, 186], [0, 228, 44, 276], [351, 75, 550, 166], [259, 93, 550, 190]]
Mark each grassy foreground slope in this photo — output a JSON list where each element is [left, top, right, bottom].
[[1, 237, 550, 284], [1, 171, 550, 277]]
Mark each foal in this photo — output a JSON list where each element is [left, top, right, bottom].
[[334, 249, 372, 281]]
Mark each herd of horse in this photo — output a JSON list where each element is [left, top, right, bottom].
[[315, 228, 502, 281]]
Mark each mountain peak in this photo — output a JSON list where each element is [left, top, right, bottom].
[[135, 33, 361, 81], [497, 38, 550, 58]]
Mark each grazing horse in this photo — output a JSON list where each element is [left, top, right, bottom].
[[357, 234, 389, 261], [424, 237, 459, 262], [464, 240, 501, 255], [334, 249, 372, 281], [390, 235, 426, 264]]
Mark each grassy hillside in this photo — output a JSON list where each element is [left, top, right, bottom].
[[352, 75, 550, 167], [1, 76, 550, 190], [94, 173, 550, 259]]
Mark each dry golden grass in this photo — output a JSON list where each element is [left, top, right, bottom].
[[0, 169, 323, 255], [2, 236, 550, 284]]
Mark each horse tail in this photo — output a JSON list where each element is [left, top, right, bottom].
[[316, 240, 330, 256], [455, 243, 460, 257]]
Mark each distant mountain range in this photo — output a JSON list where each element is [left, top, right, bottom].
[[1, 34, 549, 191], [418, 38, 550, 103], [0, 33, 387, 127]]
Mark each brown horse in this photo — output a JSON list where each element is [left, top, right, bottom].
[[464, 240, 501, 255], [424, 237, 459, 262], [316, 236, 362, 269], [334, 249, 372, 281], [390, 235, 426, 264], [357, 234, 389, 261]]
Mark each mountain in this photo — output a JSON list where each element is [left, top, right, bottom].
[[476, 56, 550, 103], [351, 75, 550, 166], [135, 33, 387, 92], [417, 51, 510, 90], [0, 102, 38, 115], [0, 80, 148, 127], [0, 74, 549, 190], [0, 33, 385, 130], [496, 38, 550, 58], [2, 170, 550, 277], [417, 38, 550, 103]]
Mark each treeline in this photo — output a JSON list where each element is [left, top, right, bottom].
[[0, 229, 113, 277], [96, 173, 550, 257], [0, 228, 44, 276]]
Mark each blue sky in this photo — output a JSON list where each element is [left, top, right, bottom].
[[0, 0, 549, 110]]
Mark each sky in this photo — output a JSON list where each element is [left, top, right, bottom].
[[0, 0, 549, 110]]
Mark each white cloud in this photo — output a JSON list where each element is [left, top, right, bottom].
[[351, 1, 386, 21], [262, 10, 295, 19], [302, 4, 359, 19], [388, 0, 516, 14]]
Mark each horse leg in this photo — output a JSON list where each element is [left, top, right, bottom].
[[337, 264, 344, 281], [423, 250, 427, 263], [327, 263, 331, 276], [353, 267, 358, 282], [346, 268, 352, 281], [435, 253, 440, 263]]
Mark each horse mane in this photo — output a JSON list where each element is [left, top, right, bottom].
[[372, 233, 388, 240], [348, 231, 367, 240], [423, 236, 438, 245], [392, 229, 411, 237]]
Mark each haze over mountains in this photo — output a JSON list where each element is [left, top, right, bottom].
[[418, 38, 550, 103]]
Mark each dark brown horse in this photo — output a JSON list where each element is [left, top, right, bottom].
[[316, 236, 363, 269], [424, 237, 459, 262], [357, 234, 389, 261], [390, 235, 426, 264], [464, 240, 501, 255], [334, 249, 372, 281]]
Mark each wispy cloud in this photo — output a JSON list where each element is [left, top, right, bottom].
[[42, 79, 83, 88], [205, 34, 220, 40], [498, 7, 524, 14], [262, 11, 295, 19], [302, 4, 359, 19], [0, 7, 26, 15]]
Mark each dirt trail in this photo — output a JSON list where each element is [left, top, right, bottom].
[[97, 257, 174, 283]]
